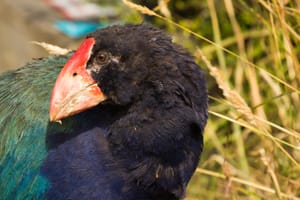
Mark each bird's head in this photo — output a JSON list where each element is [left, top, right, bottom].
[[49, 24, 208, 199], [50, 24, 206, 126]]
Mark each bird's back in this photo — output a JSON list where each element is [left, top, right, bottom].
[[0, 55, 68, 199]]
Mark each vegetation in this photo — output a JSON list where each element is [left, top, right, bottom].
[[120, 0, 300, 199]]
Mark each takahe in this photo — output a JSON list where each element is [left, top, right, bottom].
[[0, 24, 207, 200]]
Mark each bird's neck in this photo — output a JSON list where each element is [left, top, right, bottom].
[[107, 95, 202, 199]]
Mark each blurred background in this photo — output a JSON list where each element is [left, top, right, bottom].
[[1, 0, 300, 199], [0, 0, 121, 72], [0, 0, 71, 72]]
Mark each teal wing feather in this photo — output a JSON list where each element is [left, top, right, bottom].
[[0, 54, 70, 199]]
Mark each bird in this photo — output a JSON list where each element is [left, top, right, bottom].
[[0, 24, 208, 200]]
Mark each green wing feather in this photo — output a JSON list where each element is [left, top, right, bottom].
[[0, 54, 70, 199]]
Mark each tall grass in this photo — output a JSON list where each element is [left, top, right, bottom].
[[122, 0, 300, 199]]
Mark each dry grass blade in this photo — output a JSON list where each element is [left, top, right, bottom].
[[195, 168, 300, 199], [209, 111, 299, 150], [201, 29, 270, 55], [225, 0, 268, 123], [209, 110, 300, 167], [259, 149, 282, 199], [31, 41, 71, 55], [254, 116, 300, 139], [210, 92, 300, 139], [198, 49, 258, 127], [207, 0, 227, 74], [122, 0, 158, 16], [210, 92, 300, 140], [154, 0, 171, 18]]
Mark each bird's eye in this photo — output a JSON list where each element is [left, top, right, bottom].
[[96, 52, 110, 65]]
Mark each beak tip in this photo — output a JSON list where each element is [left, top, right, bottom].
[[49, 112, 63, 124], [49, 115, 55, 122], [49, 101, 57, 122], [49, 113, 57, 122]]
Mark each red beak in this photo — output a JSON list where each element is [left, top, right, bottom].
[[49, 38, 106, 122]]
